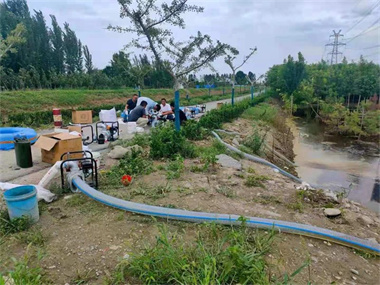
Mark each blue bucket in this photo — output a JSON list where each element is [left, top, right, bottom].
[[3, 185, 39, 222]]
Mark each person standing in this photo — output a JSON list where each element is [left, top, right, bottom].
[[125, 94, 138, 113]]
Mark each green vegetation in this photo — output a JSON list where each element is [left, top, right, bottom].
[[0, 87, 248, 127], [108, 223, 277, 285], [242, 102, 278, 124], [242, 131, 267, 155], [0, 245, 47, 285], [0, 209, 33, 236], [181, 120, 208, 141], [166, 156, 185, 180], [216, 186, 235, 198], [266, 53, 380, 137], [150, 124, 197, 159], [245, 175, 269, 188]]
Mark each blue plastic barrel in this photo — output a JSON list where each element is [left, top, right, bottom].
[[3, 185, 39, 222]]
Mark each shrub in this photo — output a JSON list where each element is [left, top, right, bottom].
[[150, 124, 196, 159], [180, 120, 207, 140], [242, 131, 266, 155], [245, 175, 269, 188], [166, 155, 184, 179]]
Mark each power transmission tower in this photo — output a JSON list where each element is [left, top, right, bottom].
[[325, 30, 346, 64]]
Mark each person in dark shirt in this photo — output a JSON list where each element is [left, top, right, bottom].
[[170, 102, 187, 125], [128, 101, 148, 127], [125, 94, 138, 113]]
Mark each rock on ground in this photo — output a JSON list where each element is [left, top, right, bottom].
[[107, 145, 143, 159], [357, 215, 374, 226], [324, 208, 341, 218], [216, 154, 242, 170]]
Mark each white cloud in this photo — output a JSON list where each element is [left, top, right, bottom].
[[26, 0, 380, 75]]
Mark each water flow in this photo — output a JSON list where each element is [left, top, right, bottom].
[[290, 118, 379, 212]]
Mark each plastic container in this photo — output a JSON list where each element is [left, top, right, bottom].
[[127, 122, 137, 134], [14, 135, 33, 168], [3, 185, 39, 222]]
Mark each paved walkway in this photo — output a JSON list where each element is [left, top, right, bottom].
[[0, 92, 258, 183]]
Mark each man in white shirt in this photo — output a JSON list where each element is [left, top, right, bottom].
[[159, 98, 174, 120]]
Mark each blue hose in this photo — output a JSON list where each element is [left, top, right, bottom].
[[72, 177, 380, 254]]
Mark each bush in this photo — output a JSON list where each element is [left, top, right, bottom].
[[180, 120, 207, 140], [242, 103, 278, 124], [242, 131, 266, 155], [150, 124, 196, 159]]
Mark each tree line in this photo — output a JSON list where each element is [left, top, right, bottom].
[[0, 0, 179, 90], [266, 52, 380, 138]]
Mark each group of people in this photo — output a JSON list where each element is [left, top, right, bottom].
[[124, 94, 187, 127]]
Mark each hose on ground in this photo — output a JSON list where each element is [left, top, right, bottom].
[[71, 177, 380, 255]]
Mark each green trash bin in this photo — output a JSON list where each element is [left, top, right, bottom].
[[14, 135, 33, 168]]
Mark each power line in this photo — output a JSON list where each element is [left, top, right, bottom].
[[325, 30, 346, 64], [345, 18, 380, 43], [362, 51, 380, 58], [345, 1, 380, 34], [346, 44, 380, 50]]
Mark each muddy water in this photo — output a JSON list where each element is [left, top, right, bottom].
[[289, 118, 379, 212]]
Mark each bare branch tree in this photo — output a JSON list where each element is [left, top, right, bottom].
[[224, 47, 257, 104], [109, 0, 231, 130]]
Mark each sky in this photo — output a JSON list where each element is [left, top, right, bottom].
[[27, 0, 380, 76]]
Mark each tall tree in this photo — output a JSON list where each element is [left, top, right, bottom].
[[83, 44, 93, 73], [0, 22, 25, 59], [109, 0, 229, 130], [32, 10, 51, 74], [63, 22, 82, 73], [49, 15, 64, 73]]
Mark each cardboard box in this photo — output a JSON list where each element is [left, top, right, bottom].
[[72, 110, 92, 124], [34, 133, 83, 164], [68, 126, 82, 133]]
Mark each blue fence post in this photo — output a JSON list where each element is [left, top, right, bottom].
[[175, 90, 180, 132], [231, 87, 235, 106], [251, 86, 254, 100]]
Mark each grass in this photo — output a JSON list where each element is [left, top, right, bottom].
[[244, 175, 270, 188], [107, 222, 277, 285], [166, 156, 185, 180], [216, 186, 236, 198], [253, 195, 282, 205], [15, 228, 46, 247], [242, 103, 278, 124], [0, 209, 33, 237], [1, 87, 249, 126], [0, 244, 48, 285]]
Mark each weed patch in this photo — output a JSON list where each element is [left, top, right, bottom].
[[0, 245, 48, 284], [108, 223, 276, 285], [0, 210, 33, 236], [242, 130, 267, 155], [245, 175, 269, 188], [216, 186, 235, 198], [166, 156, 184, 180]]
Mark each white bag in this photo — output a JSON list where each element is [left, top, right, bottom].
[[99, 107, 117, 126]]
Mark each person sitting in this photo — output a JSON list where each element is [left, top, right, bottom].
[[159, 98, 173, 120], [148, 104, 161, 127], [170, 102, 187, 125], [128, 101, 148, 127]]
